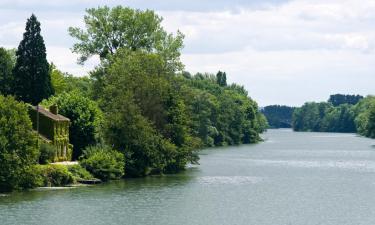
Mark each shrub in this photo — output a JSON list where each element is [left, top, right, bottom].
[[37, 164, 74, 187], [80, 145, 125, 181], [39, 143, 56, 164], [68, 164, 93, 181], [18, 165, 44, 189], [0, 95, 39, 192]]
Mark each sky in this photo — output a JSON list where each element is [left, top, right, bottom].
[[0, 0, 374, 106]]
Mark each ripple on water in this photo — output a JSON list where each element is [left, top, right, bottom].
[[311, 134, 356, 138], [197, 176, 263, 185], [248, 159, 375, 172]]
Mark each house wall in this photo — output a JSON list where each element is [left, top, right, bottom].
[[53, 121, 72, 161], [28, 106, 73, 161]]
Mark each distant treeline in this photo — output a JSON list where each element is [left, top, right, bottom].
[[261, 105, 295, 128], [292, 94, 375, 138]]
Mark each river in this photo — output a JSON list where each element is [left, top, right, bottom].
[[1, 129, 375, 225]]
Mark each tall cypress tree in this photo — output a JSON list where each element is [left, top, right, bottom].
[[13, 14, 54, 105]]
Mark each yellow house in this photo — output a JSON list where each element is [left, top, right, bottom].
[[28, 105, 72, 161]]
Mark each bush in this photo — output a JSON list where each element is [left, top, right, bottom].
[[68, 164, 93, 181], [18, 165, 44, 189], [39, 143, 56, 164], [80, 145, 125, 181], [0, 95, 39, 192], [37, 164, 74, 187]]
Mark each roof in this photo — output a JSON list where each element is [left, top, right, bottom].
[[30, 105, 70, 122]]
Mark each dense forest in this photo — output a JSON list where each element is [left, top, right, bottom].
[[292, 94, 375, 137], [261, 105, 295, 128], [0, 7, 267, 191]]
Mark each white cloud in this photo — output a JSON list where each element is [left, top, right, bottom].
[[46, 46, 99, 76], [159, 0, 375, 105], [182, 48, 375, 106]]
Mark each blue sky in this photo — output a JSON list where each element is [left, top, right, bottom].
[[1, 0, 374, 106]]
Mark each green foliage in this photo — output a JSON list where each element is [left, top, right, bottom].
[[18, 165, 44, 189], [216, 71, 227, 87], [37, 164, 74, 187], [180, 73, 265, 146], [67, 164, 94, 181], [354, 96, 375, 138], [0, 95, 39, 192], [262, 105, 295, 128], [38, 143, 56, 164], [6, 49, 17, 66], [184, 88, 218, 146], [293, 95, 375, 136], [42, 92, 103, 159], [292, 102, 333, 132], [254, 112, 268, 134], [0, 47, 14, 95], [63, 75, 92, 97], [13, 14, 54, 105], [69, 6, 184, 71], [80, 145, 124, 181], [328, 94, 363, 107], [50, 63, 92, 96], [320, 104, 356, 132], [50, 63, 68, 95], [367, 105, 375, 138], [99, 50, 201, 176]]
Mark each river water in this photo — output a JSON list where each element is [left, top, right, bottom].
[[1, 129, 375, 225]]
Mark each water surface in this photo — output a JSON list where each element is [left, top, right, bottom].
[[1, 129, 375, 225]]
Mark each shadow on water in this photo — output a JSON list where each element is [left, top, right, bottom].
[[0, 167, 198, 205], [0, 188, 63, 205]]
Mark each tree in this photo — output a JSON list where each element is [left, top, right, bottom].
[[42, 92, 103, 160], [69, 6, 184, 71], [293, 96, 363, 133], [50, 63, 68, 95], [0, 48, 14, 95], [216, 71, 227, 86], [179, 72, 264, 146], [355, 96, 375, 138], [100, 50, 198, 176], [49, 64, 92, 96], [63, 75, 92, 97], [262, 105, 295, 128], [328, 94, 363, 106], [366, 105, 375, 138], [183, 88, 219, 146], [320, 104, 356, 133], [292, 102, 332, 132], [0, 95, 38, 191], [102, 88, 174, 176], [13, 14, 54, 105]]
